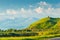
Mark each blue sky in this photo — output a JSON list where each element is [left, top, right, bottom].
[[0, 0, 60, 9], [0, 0, 60, 30]]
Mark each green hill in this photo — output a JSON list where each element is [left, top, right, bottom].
[[26, 16, 60, 35]]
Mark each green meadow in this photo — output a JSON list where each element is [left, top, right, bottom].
[[0, 34, 60, 40]]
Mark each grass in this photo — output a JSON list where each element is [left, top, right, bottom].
[[0, 36, 55, 40], [0, 34, 60, 40], [0, 36, 49, 40]]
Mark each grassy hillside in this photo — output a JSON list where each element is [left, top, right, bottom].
[[28, 17, 60, 29], [26, 16, 60, 36]]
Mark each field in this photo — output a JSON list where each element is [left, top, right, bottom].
[[0, 35, 58, 40], [0, 36, 48, 40], [0, 34, 60, 40]]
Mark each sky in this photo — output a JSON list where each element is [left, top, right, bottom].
[[0, 0, 60, 30]]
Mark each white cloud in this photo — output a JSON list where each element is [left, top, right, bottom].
[[20, 8, 26, 13], [38, 1, 47, 6], [6, 9, 17, 15], [33, 1, 60, 18], [45, 7, 54, 14], [34, 7, 43, 13]]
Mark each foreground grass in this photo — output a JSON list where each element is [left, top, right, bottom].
[[0, 34, 60, 40], [0, 36, 48, 40]]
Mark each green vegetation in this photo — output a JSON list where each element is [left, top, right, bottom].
[[0, 36, 48, 40], [0, 16, 60, 40], [28, 17, 60, 33]]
